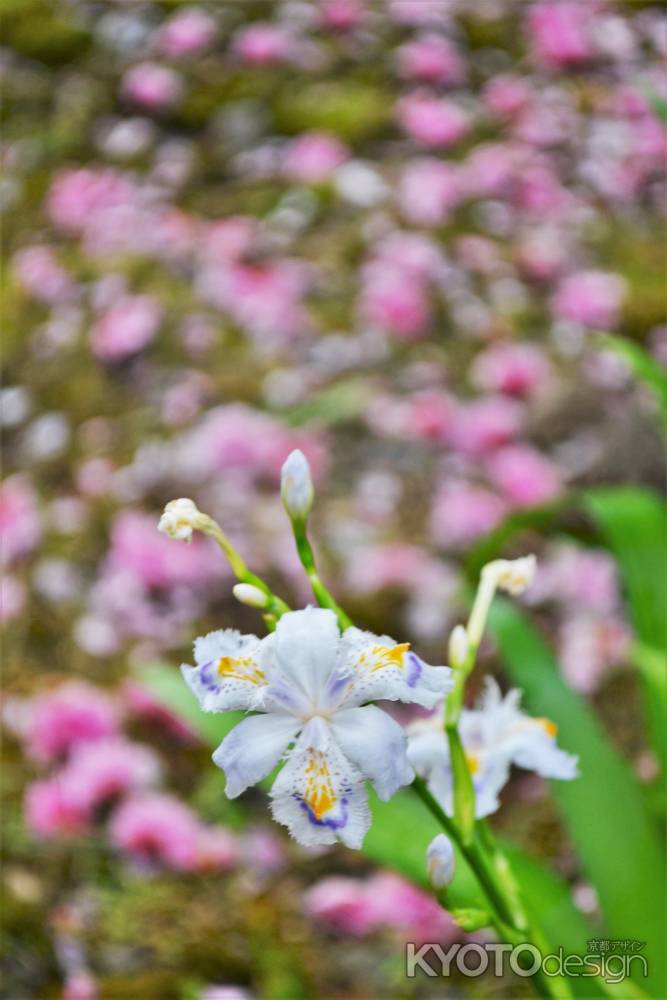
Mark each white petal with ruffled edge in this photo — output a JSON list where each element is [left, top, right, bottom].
[[510, 724, 579, 780], [330, 705, 414, 801], [182, 629, 269, 712], [269, 717, 371, 848], [337, 627, 452, 709], [213, 713, 300, 798]]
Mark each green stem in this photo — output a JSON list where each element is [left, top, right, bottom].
[[292, 523, 352, 630], [204, 521, 291, 619], [411, 778, 573, 1000]]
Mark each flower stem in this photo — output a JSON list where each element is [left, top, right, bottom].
[[291, 522, 353, 630], [202, 519, 291, 620]]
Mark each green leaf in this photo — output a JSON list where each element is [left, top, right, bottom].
[[489, 602, 666, 997], [583, 487, 667, 773], [597, 335, 667, 435]]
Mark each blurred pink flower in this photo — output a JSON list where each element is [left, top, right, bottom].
[[156, 8, 216, 57], [282, 131, 349, 183], [0, 475, 41, 566], [196, 827, 239, 871], [397, 34, 464, 85], [13, 246, 75, 305], [25, 681, 120, 764], [360, 264, 430, 339], [0, 574, 26, 623], [121, 62, 183, 111], [430, 482, 507, 549], [551, 271, 626, 329], [366, 872, 457, 943], [471, 343, 552, 397], [319, 0, 364, 32], [24, 778, 88, 838], [527, 2, 593, 69], [398, 159, 460, 226], [109, 793, 202, 870], [486, 445, 563, 507], [47, 168, 136, 234], [483, 75, 530, 118], [559, 614, 630, 693], [232, 23, 292, 65], [63, 970, 98, 1000], [448, 397, 524, 456], [304, 876, 379, 936], [106, 510, 223, 589], [58, 738, 161, 815], [305, 872, 457, 942], [396, 93, 470, 148], [90, 295, 162, 363]]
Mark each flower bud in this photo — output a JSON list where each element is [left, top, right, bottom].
[[280, 449, 314, 522], [495, 554, 536, 596], [448, 625, 469, 670], [232, 583, 269, 609], [158, 498, 204, 541], [426, 833, 455, 890]]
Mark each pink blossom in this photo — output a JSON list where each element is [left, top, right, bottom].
[[397, 34, 464, 85], [0, 475, 41, 566], [344, 543, 436, 594], [517, 227, 568, 280], [24, 778, 88, 838], [76, 458, 115, 497], [201, 259, 311, 346], [462, 144, 516, 198], [304, 876, 379, 936], [109, 793, 202, 870], [0, 574, 26, 623], [58, 738, 161, 815], [486, 445, 563, 507], [455, 236, 501, 275], [398, 159, 460, 226], [106, 509, 223, 589], [121, 62, 183, 111], [63, 971, 98, 1000], [559, 614, 630, 693], [318, 0, 364, 32], [282, 131, 349, 183], [551, 271, 626, 329], [471, 343, 552, 397], [396, 93, 470, 148], [430, 482, 507, 549], [196, 827, 239, 871], [359, 264, 431, 339], [483, 75, 531, 118], [156, 8, 216, 57], [242, 827, 286, 873], [47, 168, 136, 234], [448, 397, 524, 456], [232, 23, 292, 66], [531, 545, 620, 615], [90, 295, 162, 362], [177, 404, 326, 483], [202, 217, 257, 264], [527, 2, 593, 69], [25, 681, 120, 764], [13, 246, 75, 305], [366, 872, 456, 943]]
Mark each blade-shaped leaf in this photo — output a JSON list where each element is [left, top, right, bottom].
[[489, 601, 666, 997], [584, 487, 667, 773]]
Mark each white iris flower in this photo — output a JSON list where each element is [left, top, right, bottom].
[[182, 606, 452, 848], [407, 678, 578, 818]]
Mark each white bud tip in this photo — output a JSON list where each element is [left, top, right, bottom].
[[426, 833, 455, 890], [158, 497, 202, 541], [496, 554, 537, 596], [232, 583, 269, 609], [448, 625, 469, 670], [280, 449, 314, 521]]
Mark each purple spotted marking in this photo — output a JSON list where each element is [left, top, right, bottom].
[[199, 660, 220, 691], [406, 653, 423, 688], [296, 792, 350, 830]]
